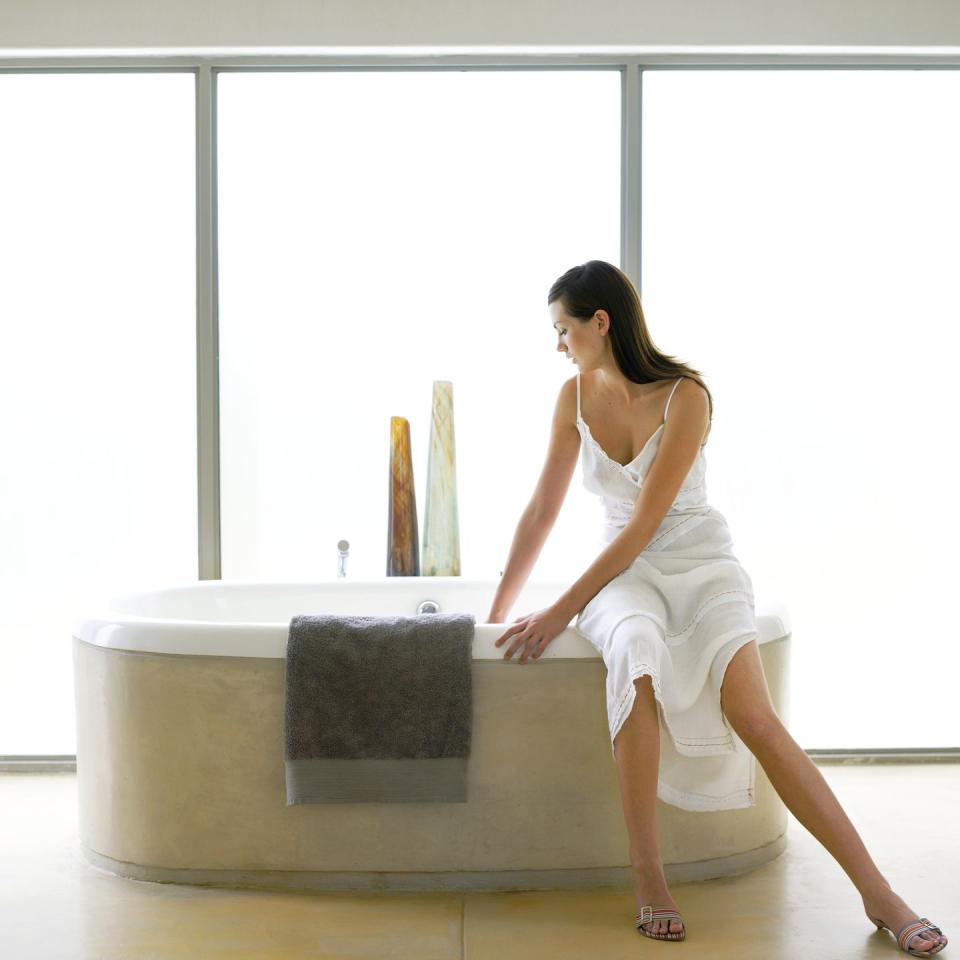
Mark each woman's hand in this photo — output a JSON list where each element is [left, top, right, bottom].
[[494, 603, 571, 663]]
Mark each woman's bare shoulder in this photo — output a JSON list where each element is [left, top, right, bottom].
[[668, 376, 712, 442], [673, 374, 708, 395], [558, 374, 579, 425]]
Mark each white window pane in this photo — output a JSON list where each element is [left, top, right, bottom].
[[0, 73, 196, 753], [642, 69, 960, 749], [217, 70, 620, 582]]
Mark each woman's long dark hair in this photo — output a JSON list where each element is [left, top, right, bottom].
[[547, 260, 713, 424]]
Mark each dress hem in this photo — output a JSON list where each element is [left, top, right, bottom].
[[656, 773, 758, 812], [608, 632, 761, 814], [610, 663, 740, 758], [607, 627, 761, 755]]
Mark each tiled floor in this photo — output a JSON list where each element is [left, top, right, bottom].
[[2, 766, 956, 959]]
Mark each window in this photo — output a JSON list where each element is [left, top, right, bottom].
[[216, 69, 621, 581], [0, 72, 195, 753], [642, 69, 960, 747]]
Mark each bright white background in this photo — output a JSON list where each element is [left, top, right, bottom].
[[640, 69, 960, 747], [0, 72, 196, 753], [1, 67, 956, 753], [216, 69, 621, 584]]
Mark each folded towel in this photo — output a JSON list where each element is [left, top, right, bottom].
[[284, 612, 474, 805]]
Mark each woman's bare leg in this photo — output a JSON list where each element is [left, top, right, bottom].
[[743, 722, 947, 952], [720, 640, 947, 953], [613, 674, 684, 937]]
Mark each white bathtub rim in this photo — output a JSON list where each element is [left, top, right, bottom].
[[72, 578, 791, 660]]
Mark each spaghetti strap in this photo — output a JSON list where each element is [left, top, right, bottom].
[[663, 377, 685, 423], [576, 372, 581, 424]]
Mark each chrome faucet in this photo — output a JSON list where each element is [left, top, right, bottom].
[[337, 539, 350, 578]]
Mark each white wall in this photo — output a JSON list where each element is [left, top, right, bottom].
[[1, 0, 959, 53]]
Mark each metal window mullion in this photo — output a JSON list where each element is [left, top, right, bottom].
[[621, 61, 643, 297], [196, 62, 220, 580]]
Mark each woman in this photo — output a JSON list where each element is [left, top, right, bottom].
[[486, 260, 947, 955]]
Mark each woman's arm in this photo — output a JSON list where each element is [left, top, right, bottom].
[[554, 520, 657, 621], [486, 377, 580, 622], [486, 506, 555, 622]]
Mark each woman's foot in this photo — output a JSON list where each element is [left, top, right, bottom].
[[632, 867, 684, 938], [862, 884, 948, 954]]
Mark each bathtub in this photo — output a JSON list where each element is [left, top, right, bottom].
[[72, 578, 792, 892]]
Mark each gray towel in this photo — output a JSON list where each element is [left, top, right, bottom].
[[284, 612, 474, 804]]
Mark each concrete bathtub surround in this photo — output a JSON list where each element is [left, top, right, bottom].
[[72, 578, 791, 893]]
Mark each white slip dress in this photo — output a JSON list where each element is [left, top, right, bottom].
[[574, 373, 760, 812]]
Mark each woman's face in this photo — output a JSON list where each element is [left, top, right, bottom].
[[549, 302, 601, 368]]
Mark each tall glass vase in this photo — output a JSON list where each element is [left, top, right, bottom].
[[422, 381, 461, 576], [386, 416, 420, 576]]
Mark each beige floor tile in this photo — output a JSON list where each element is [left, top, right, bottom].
[[1, 766, 956, 959]]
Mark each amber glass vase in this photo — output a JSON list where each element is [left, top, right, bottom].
[[386, 416, 420, 576]]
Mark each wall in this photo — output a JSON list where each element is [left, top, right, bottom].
[[1, 0, 959, 54]]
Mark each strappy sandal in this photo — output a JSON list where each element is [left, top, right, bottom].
[[636, 904, 687, 941], [870, 915, 948, 956]]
